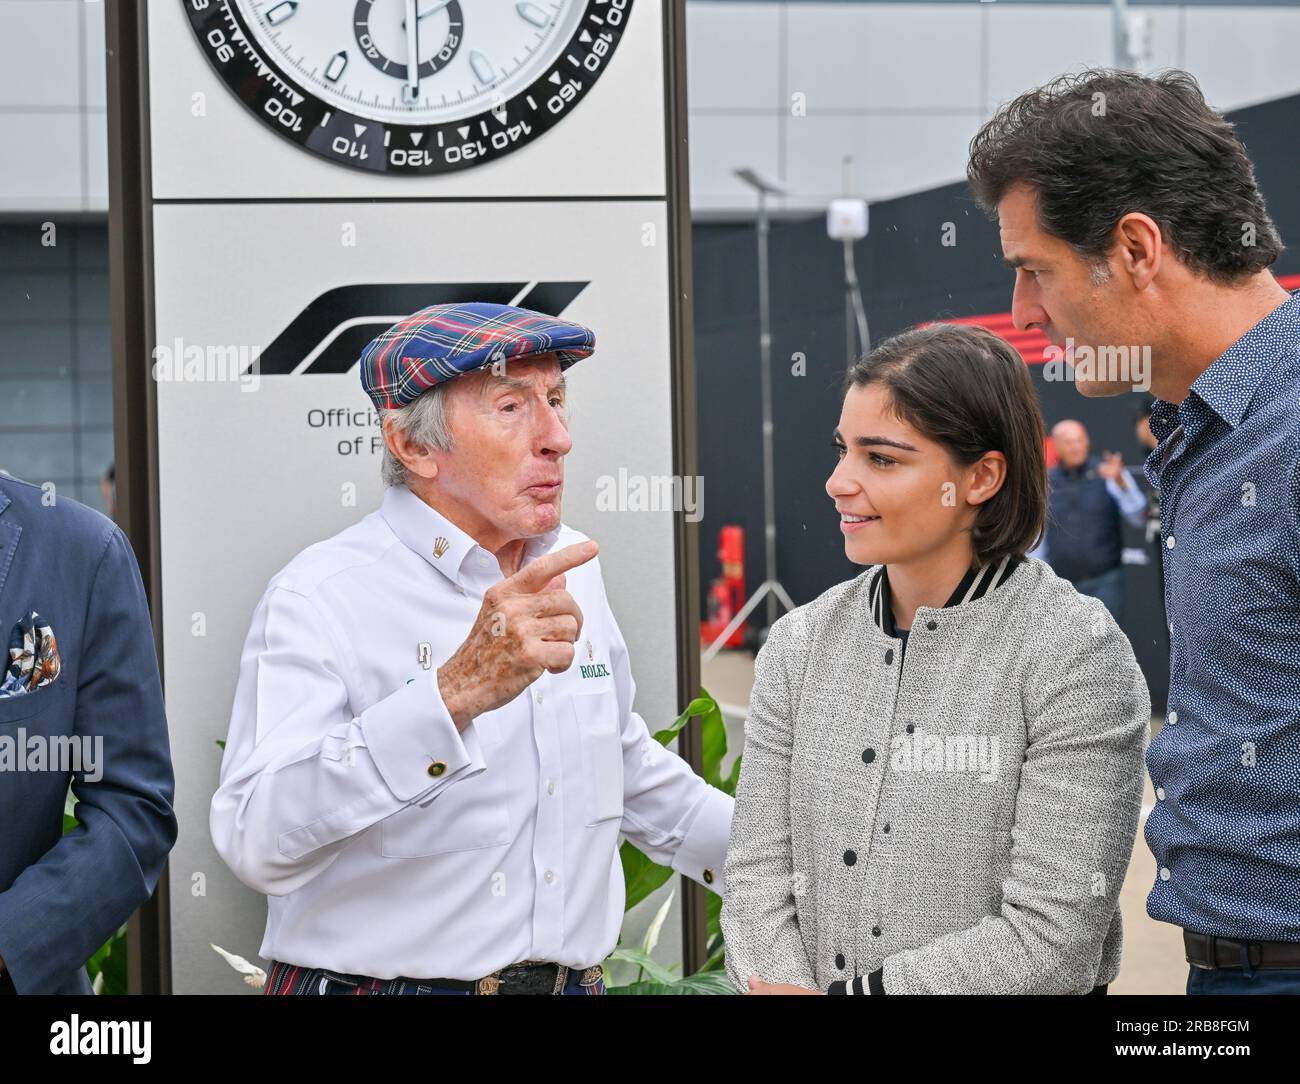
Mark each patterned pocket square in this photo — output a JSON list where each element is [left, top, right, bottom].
[[1, 610, 61, 698]]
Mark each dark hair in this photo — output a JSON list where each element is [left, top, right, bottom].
[[967, 68, 1282, 284], [845, 323, 1046, 566]]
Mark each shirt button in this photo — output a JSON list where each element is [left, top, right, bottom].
[[1168, 710, 1178, 725], [862, 748, 875, 764], [535, 692, 544, 705], [926, 619, 938, 631], [843, 849, 857, 866], [1159, 867, 1170, 881], [884, 649, 894, 665], [1166, 535, 1175, 549], [1168, 621, 1173, 635], [835, 953, 845, 969], [1156, 787, 1166, 801], [703, 868, 715, 885], [544, 870, 555, 884], [427, 760, 447, 777], [547, 779, 556, 795], [871, 926, 882, 938]]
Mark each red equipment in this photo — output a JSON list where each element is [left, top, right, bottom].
[[700, 525, 747, 650]]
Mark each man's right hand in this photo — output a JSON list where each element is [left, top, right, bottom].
[[438, 540, 598, 730]]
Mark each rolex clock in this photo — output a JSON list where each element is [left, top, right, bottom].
[[185, 0, 633, 174]]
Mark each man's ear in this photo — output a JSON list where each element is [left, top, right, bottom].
[[1113, 211, 1163, 291], [966, 451, 1007, 508], [383, 416, 439, 482]]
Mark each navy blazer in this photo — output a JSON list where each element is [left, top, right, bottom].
[[0, 476, 176, 993]]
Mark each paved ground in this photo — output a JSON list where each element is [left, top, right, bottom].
[[701, 650, 1186, 994]]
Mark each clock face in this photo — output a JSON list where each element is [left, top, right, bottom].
[[185, 0, 633, 174]]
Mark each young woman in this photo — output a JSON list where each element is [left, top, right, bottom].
[[721, 323, 1150, 995]]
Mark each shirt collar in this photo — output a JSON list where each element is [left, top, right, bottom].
[[1155, 289, 1300, 432], [870, 554, 1021, 637], [380, 483, 563, 589]]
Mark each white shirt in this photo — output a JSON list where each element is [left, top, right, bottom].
[[211, 483, 732, 981]]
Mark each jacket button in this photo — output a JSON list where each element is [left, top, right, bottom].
[[703, 868, 715, 885], [926, 619, 938, 631], [843, 849, 857, 866], [427, 760, 447, 777], [862, 748, 875, 764], [835, 953, 845, 969], [905, 723, 914, 734], [872, 926, 882, 938], [884, 649, 894, 664], [882, 823, 890, 834]]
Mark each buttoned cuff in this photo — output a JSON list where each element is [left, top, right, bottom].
[[360, 669, 486, 803], [827, 968, 885, 995], [670, 787, 733, 895]]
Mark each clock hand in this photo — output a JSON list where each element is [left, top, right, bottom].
[[403, 0, 420, 104], [402, 0, 452, 28]]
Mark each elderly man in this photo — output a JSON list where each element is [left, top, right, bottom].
[[212, 302, 731, 995], [1031, 418, 1147, 619]]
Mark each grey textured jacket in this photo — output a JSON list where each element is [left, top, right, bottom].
[[721, 556, 1150, 994]]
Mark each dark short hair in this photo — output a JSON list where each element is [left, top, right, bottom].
[[967, 68, 1283, 283], [845, 323, 1046, 566]]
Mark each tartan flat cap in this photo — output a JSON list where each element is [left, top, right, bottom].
[[359, 302, 596, 410]]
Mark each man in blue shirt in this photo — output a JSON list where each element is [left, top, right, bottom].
[[1031, 419, 1147, 619], [969, 68, 1300, 993]]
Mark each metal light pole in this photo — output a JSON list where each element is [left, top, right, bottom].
[[703, 168, 795, 661]]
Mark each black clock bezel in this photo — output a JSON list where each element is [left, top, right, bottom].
[[184, 0, 633, 175]]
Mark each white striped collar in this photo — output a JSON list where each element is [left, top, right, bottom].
[[870, 554, 1021, 636]]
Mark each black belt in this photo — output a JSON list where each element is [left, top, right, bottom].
[[437, 960, 603, 995], [1184, 930, 1300, 970]]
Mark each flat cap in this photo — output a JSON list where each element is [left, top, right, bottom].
[[359, 301, 595, 410]]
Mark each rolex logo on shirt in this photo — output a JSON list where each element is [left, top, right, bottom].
[[432, 537, 449, 558]]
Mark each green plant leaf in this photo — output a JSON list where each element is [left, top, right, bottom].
[[620, 841, 673, 913], [87, 925, 129, 996], [614, 688, 740, 993], [603, 946, 678, 986], [606, 971, 737, 995]]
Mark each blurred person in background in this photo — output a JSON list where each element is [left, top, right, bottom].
[[1029, 419, 1146, 620]]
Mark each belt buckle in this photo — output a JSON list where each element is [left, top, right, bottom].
[[476, 973, 501, 995]]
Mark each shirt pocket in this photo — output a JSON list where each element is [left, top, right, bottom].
[[572, 687, 623, 826]]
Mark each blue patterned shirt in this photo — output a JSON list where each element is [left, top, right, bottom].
[[1143, 289, 1300, 941]]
